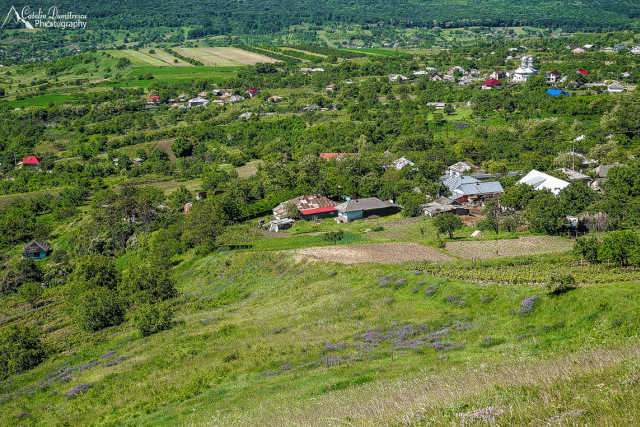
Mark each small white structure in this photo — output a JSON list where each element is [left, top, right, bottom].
[[385, 156, 415, 171], [471, 230, 484, 238], [518, 170, 569, 195], [269, 218, 296, 232], [512, 55, 538, 82]]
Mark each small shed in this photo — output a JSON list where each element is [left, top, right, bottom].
[[22, 240, 51, 260], [269, 218, 295, 232]]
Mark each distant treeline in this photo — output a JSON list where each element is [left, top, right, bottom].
[[163, 49, 204, 66]]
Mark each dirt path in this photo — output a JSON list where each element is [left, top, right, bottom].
[[296, 242, 453, 264]]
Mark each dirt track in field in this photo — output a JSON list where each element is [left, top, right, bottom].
[[445, 235, 573, 259], [296, 243, 454, 264]]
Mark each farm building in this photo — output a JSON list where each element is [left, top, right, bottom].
[[448, 161, 481, 175], [320, 153, 355, 162], [421, 197, 470, 217], [556, 168, 591, 185], [334, 197, 401, 223], [444, 173, 503, 203], [22, 156, 42, 166], [518, 170, 569, 195], [607, 82, 627, 93], [273, 194, 338, 220], [384, 156, 415, 171], [22, 240, 51, 260], [269, 218, 296, 232], [481, 78, 502, 90], [188, 96, 209, 107], [246, 87, 261, 98]]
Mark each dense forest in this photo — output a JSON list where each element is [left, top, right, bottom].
[[0, 0, 639, 34]]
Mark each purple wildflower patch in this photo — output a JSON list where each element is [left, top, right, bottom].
[[324, 341, 349, 350], [384, 296, 395, 305], [18, 412, 29, 419], [411, 287, 418, 293], [378, 275, 396, 287], [395, 279, 407, 287], [456, 406, 504, 426], [517, 295, 539, 316], [517, 334, 530, 340], [481, 296, 493, 303], [425, 286, 437, 296], [64, 383, 93, 400], [328, 271, 337, 277], [546, 409, 585, 424], [443, 295, 461, 305]]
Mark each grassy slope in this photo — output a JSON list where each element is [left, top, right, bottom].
[[1, 249, 639, 426]]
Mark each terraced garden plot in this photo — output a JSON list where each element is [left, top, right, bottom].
[[200, 47, 275, 64], [445, 236, 573, 259], [173, 48, 242, 67], [296, 242, 453, 264]]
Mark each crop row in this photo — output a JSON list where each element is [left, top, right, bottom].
[[232, 45, 300, 64], [288, 45, 366, 59]]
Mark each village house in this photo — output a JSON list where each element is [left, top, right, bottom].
[[273, 194, 338, 220], [388, 74, 409, 83], [22, 240, 51, 260], [572, 48, 588, 54], [320, 153, 355, 162], [517, 170, 569, 195], [334, 197, 401, 223], [444, 173, 503, 203], [430, 72, 445, 81], [448, 161, 481, 175], [267, 95, 283, 103], [481, 78, 502, 90], [22, 156, 42, 167], [556, 168, 591, 185], [245, 87, 261, 98], [146, 95, 160, 105], [566, 44, 580, 50], [188, 96, 209, 107], [325, 83, 335, 92], [426, 102, 447, 110], [614, 44, 628, 52], [607, 82, 627, 94], [384, 156, 416, 171], [545, 70, 562, 83], [489, 70, 508, 80], [632, 46, 640, 55], [421, 197, 470, 218], [547, 89, 570, 97]]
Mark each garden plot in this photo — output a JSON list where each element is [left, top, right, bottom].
[[143, 49, 192, 67], [296, 242, 453, 264], [445, 236, 573, 259]]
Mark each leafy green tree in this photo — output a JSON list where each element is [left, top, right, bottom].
[[283, 202, 302, 219], [66, 255, 120, 308], [119, 265, 177, 305], [433, 213, 463, 238], [169, 185, 192, 208], [478, 214, 499, 235], [171, 137, 192, 158], [18, 283, 44, 309], [148, 148, 170, 162], [130, 301, 173, 337], [525, 190, 565, 234], [0, 325, 47, 380], [182, 199, 228, 248], [573, 236, 600, 263], [73, 287, 125, 332], [599, 230, 640, 266], [558, 181, 598, 216], [499, 183, 536, 210], [398, 191, 424, 217], [443, 104, 455, 115]]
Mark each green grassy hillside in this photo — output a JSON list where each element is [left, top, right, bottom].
[[1, 249, 639, 426]]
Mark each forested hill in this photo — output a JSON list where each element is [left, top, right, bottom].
[[2, 0, 639, 33]]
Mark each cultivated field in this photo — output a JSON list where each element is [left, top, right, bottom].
[[142, 49, 193, 67], [234, 160, 262, 178], [174, 48, 243, 67], [200, 47, 275, 65], [445, 235, 574, 259], [107, 50, 166, 67], [296, 242, 453, 264]]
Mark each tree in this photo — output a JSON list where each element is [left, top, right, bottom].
[[444, 104, 455, 115], [599, 230, 640, 266], [148, 148, 169, 163], [182, 199, 228, 248], [525, 190, 565, 234], [558, 181, 598, 216], [18, 283, 44, 308], [73, 287, 125, 332], [130, 301, 173, 337], [499, 183, 536, 210], [433, 213, 463, 238], [398, 191, 424, 217], [477, 214, 499, 235], [66, 255, 120, 309], [0, 325, 46, 380], [171, 137, 192, 158], [283, 202, 302, 219], [573, 236, 600, 263], [119, 265, 177, 305]]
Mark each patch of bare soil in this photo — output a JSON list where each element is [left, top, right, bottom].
[[249, 228, 292, 239], [153, 139, 178, 162], [445, 235, 573, 259], [296, 242, 454, 264]]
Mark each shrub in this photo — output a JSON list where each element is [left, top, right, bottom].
[[479, 336, 506, 348], [130, 301, 174, 337], [372, 226, 384, 232], [0, 325, 47, 380], [573, 237, 599, 263], [119, 265, 177, 305], [18, 282, 44, 308], [435, 238, 446, 249], [322, 230, 344, 244], [544, 271, 576, 295], [433, 213, 463, 238], [73, 287, 125, 331]]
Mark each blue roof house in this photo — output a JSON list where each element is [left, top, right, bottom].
[[547, 89, 570, 96]]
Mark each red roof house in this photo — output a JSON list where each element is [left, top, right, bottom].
[[147, 96, 160, 104], [23, 156, 42, 166], [577, 69, 589, 76], [320, 153, 355, 161], [481, 79, 502, 89], [246, 87, 261, 97]]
